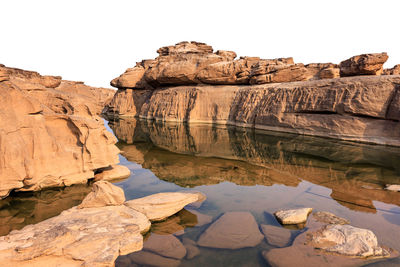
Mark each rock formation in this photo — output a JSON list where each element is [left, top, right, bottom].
[[0, 182, 204, 267], [274, 208, 313, 225], [105, 42, 400, 146], [0, 64, 121, 199]]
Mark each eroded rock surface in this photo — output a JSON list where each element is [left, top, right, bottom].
[[340, 53, 388, 76], [78, 181, 125, 208], [0, 65, 119, 199], [197, 211, 263, 249], [125, 192, 206, 221], [94, 165, 131, 181], [274, 208, 313, 225]]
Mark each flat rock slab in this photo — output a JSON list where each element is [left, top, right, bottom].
[[197, 211, 263, 249], [143, 234, 186, 259], [308, 224, 389, 258], [0, 205, 150, 267], [94, 165, 131, 181], [260, 224, 292, 247], [128, 250, 181, 267], [125, 191, 206, 221], [78, 180, 125, 208], [182, 238, 200, 259], [313, 211, 350, 225], [274, 208, 313, 225]]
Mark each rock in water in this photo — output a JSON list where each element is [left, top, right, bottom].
[[339, 52, 388, 76], [274, 208, 313, 224], [312, 211, 350, 225], [78, 181, 125, 208], [308, 224, 389, 257], [182, 238, 200, 259], [197, 211, 263, 249], [125, 192, 206, 221], [0, 205, 150, 267], [142, 234, 186, 259], [94, 165, 131, 181], [260, 224, 293, 247], [128, 250, 181, 267]]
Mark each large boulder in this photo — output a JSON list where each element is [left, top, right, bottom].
[[339, 52, 388, 76], [0, 65, 120, 199]]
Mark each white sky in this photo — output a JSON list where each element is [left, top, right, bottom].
[[1, 0, 399, 88]]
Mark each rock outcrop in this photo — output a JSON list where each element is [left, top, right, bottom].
[[105, 42, 400, 146], [0, 65, 118, 199], [0, 182, 203, 267]]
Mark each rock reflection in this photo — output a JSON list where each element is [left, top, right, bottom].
[[108, 118, 400, 213], [0, 184, 91, 236]]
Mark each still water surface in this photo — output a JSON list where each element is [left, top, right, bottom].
[[1, 118, 400, 266]]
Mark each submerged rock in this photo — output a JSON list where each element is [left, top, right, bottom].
[[125, 191, 206, 221], [128, 250, 181, 267], [182, 238, 200, 259], [260, 224, 293, 247], [142, 234, 186, 259], [197, 211, 263, 249], [312, 211, 350, 225], [274, 208, 313, 225], [78, 181, 125, 209]]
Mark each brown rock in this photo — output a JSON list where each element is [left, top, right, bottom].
[[340, 52, 388, 76], [94, 165, 131, 181], [128, 250, 181, 267], [383, 64, 400, 75], [0, 65, 119, 199], [0, 205, 150, 267], [197, 211, 263, 249], [249, 63, 310, 84], [182, 238, 200, 259], [78, 181, 125, 208], [143, 234, 186, 259], [260, 224, 292, 247]]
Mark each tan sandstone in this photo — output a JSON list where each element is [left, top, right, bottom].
[[78, 181, 125, 208], [339, 52, 388, 76], [274, 208, 313, 225]]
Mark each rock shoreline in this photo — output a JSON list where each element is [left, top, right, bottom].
[[105, 41, 400, 147]]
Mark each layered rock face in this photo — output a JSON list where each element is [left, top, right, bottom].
[[0, 65, 119, 199], [105, 42, 400, 146]]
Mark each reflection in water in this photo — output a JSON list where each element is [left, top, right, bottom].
[[0, 184, 91, 236], [108, 118, 400, 267], [110, 118, 400, 213]]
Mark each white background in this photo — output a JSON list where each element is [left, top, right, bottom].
[[1, 0, 399, 88]]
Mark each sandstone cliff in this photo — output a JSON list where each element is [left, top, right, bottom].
[[0, 65, 120, 199], [105, 42, 400, 146]]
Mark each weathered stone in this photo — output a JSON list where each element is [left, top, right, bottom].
[[78, 181, 125, 208], [0, 205, 150, 267], [128, 250, 181, 267], [260, 224, 292, 247], [94, 165, 131, 181], [124, 192, 206, 221], [383, 64, 400, 75], [308, 224, 389, 257], [0, 65, 120, 199], [340, 52, 388, 76], [274, 208, 313, 225], [143, 234, 186, 259], [313, 211, 350, 225], [182, 238, 200, 259], [197, 211, 263, 249]]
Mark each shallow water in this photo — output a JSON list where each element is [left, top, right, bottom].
[[109, 118, 400, 267], [1, 118, 400, 266]]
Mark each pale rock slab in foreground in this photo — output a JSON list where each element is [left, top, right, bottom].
[[197, 211, 263, 249], [274, 208, 313, 224], [125, 191, 206, 221], [385, 184, 400, 192]]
